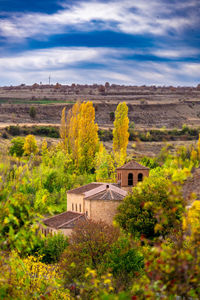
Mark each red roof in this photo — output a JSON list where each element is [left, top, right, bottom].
[[67, 183, 103, 194], [117, 160, 149, 170], [43, 211, 86, 229]]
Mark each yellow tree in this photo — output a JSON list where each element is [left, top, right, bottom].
[[197, 133, 200, 159], [67, 101, 81, 164], [95, 142, 115, 182], [78, 101, 99, 172], [23, 134, 38, 156], [113, 102, 129, 164], [59, 107, 68, 150]]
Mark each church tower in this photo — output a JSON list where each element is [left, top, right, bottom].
[[116, 160, 149, 192]]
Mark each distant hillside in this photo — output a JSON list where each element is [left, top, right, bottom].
[[0, 83, 200, 129]]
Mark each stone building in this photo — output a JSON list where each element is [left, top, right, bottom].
[[41, 160, 149, 236]]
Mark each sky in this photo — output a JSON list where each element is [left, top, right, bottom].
[[0, 0, 199, 86]]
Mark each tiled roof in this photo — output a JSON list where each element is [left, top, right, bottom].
[[67, 183, 103, 194], [85, 189, 125, 201], [84, 184, 127, 201], [117, 160, 149, 170], [43, 211, 86, 229]]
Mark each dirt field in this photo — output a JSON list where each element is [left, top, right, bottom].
[[0, 84, 200, 129]]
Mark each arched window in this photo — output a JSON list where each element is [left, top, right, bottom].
[[138, 173, 143, 182], [128, 173, 133, 186]]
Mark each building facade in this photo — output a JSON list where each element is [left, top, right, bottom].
[[41, 160, 149, 236]]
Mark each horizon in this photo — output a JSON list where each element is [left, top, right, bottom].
[[0, 0, 199, 86]]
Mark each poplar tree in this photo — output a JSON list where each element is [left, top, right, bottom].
[[113, 102, 129, 163], [59, 107, 68, 150], [67, 101, 81, 165], [78, 101, 99, 172]]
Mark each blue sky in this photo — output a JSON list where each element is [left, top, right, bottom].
[[0, 0, 199, 86]]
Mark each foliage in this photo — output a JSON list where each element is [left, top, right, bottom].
[[9, 137, 25, 157], [110, 111, 115, 121], [77, 101, 99, 172], [29, 106, 36, 119], [60, 107, 68, 150], [140, 156, 159, 169], [67, 101, 81, 165], [0, 160, 41, 254], [23, 134, 39, 156], [116, 175, 185, 239], [0, 252, 70, 299], [113, 102, 129, 163], [59, 219, 119, 285], [132, 230, 200, 299], [34, 233, 69, 264], [103, 236, 144, 290], [64, 101, 99, 171], [6, 125, 20, 136], [95, 142, 115, 182]]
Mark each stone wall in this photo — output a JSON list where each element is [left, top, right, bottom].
[[67, 193, 84, 213], [39, 224, 72, 237], [85, 199, 122, 225]]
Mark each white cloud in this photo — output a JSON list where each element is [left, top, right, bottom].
[[0, 0, 198, 40], [152, 48, 200, 58], [0, 46, 199, 86]]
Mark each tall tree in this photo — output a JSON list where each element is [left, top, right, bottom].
[[67, 101, 81, 164], [59, 107, 68, 151], [113, 102, 129, 164], [77, 101, 99, 172], [23, 135, 38, 156], [95, 142, 115, 182]]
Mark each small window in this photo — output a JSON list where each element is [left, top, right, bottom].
[[128, 173, 133, 186], [79, 204, 81, 212], [72, 203, 74, 211], [76, 204, 77, 212], [138, 173, 143, 182], [86, 211, 88, 217]]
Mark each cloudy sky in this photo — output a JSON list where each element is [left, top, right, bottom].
[[0, 0, 199, 86]]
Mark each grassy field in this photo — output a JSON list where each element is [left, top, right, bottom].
[[0, 99, 75, 104]]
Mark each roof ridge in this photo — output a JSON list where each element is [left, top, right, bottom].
[[43, 211, 75, 222]]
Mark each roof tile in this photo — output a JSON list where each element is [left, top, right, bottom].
[[117, 160, 149, 170], [43, 211, 85, 229]]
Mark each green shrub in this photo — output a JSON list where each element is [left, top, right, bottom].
[[40, 233, 69, 264], [103, 237, 144, 290], [9, 137, 25, 157], [7, 125, 20, 136], [29, 106, 36, 119]]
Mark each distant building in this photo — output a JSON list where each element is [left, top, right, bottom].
[[40, 160, 149, 236]]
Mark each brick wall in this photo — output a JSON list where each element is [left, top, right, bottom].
[[117, 169, 149, 187]]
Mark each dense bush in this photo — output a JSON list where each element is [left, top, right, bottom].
[[7, 125, 20, 136], [60, 220, 120, 285], [29, 106, 36, 119], [103, 237, 144, 290], [9, 137, 25, 157], [34, 233, 69, 264], [116, 176, 185, 239]]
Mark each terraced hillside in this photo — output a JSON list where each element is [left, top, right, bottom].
[[0, 84, 200, 129]]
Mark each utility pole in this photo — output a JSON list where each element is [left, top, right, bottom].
[[48, 75, 51, 85]]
